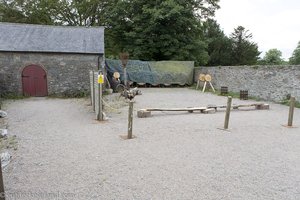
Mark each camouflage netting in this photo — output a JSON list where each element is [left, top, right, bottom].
[[105, 59, 194, 86]]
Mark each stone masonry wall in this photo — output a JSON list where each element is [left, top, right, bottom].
[[0, 52, 100, 96], [194, 65, 300, 102]]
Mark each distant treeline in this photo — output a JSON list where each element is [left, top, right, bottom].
[[1, 0, 300, 65]]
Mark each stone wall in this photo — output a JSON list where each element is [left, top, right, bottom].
[[0, 52, 100, 96], [194, 65, 300, 102]]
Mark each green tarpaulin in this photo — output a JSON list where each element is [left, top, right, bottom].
[[105, 59, 194, 86]]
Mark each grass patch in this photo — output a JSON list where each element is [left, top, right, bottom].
[[0, 100, 18, 152], [0, 94, 27, 100], [0, 135, 18, 151], [1, 93, 29, 109], [190, 83, 300, 107], [189, 84, 262, 101], [279, 98, 300, 108], [218, 90, 262, 101], [48, 91, 89, 99], [103, 94, 128, 114]]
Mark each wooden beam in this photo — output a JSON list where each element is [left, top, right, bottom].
[[144, 107, 207, 112], [137, 103, 269, 118], [208, 103, 269, 110]]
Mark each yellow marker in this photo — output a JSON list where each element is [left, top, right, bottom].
[[98, 74, 104, 84]]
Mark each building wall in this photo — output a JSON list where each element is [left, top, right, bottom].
[[0, 52, 100, 96], [194, 65, 300, 102]]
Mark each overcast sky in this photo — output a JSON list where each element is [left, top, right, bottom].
[[215, 0, 300, 60]]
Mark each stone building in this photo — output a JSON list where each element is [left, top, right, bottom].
[[0, 22, 104, 97]]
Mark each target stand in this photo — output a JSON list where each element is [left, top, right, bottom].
[[196, 74, 215, 93]]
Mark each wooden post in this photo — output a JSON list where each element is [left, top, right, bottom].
[[92, 71, 95, 111], [90, 71, 93, 105], [196, 80, 200, 90], [288, 96, 295, 127], [120, 52, 129, 88], [128, 101, 133, 139], [208, 81, 216, 92], [124, 67, 127, 88], [0, 159, 5, 200], [224, 96, 232, 129], [98, 83, 103, 121], [202, 81, 207, 93]]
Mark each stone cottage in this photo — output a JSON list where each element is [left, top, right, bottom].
[[0, 22, 104, 97]]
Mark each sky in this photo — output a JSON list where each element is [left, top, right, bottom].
[[215, 0, 300, 60]]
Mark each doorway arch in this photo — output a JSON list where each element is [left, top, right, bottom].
[[22, 65, 48, 96]]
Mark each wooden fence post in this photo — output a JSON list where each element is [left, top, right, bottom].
[[0, 159, 5, 200], [124, 67, 127, 88], [128, 101, 133, 139], [224, 96, 232, 129], [288, 96, 295, 127], [92, 71, 95, 111], [97, 81, 103, 121]]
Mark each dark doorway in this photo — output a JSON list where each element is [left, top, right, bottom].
[[22, 65, 48, 97]]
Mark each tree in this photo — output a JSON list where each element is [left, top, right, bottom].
[[0, 0, 59, 24], [203, 19, 232, 66], [230, 26, 260, 65], [53, 0, 110, 26], [0, 0, 110, 26], [0, 0, 221, 64], [289, 41, 300, 65], [260, 48, 284, 65], [105, 0, 220, 65]]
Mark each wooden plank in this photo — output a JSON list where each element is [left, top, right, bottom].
[[255, 104, 270, 110], [208, 103, 269, 110], [203, 108, 216, 114], [144, 107, 207, 112], [137, 103, 269, 118], [141, 104, 269, 113], [137, 110, 151, 118]]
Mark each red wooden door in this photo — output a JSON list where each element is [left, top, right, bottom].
[[22, 65, 48, 97]]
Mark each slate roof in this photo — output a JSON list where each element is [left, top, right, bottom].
[[0, 23, 104, 54]]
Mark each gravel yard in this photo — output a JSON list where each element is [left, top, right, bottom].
[[2, 88, 300, 200]]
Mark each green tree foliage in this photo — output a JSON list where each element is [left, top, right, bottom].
[[0, 0, 221, 65], [0, 0, 109, 25], [105, 0, 220, 65], [259, 48, 284, 65], [203, 19, 232, 66], [289, 41, 300, 64], [0, 0, 58, 24], [53, 0, 110, 26], [230, 26, 260, 65]]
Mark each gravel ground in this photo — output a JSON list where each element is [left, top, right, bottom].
[[2, 88, 300, 200]]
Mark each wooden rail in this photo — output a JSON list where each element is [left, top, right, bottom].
[[137, 103, 269, 118]]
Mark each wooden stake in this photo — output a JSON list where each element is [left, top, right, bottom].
[[202, 81, 207, 93], [92, 71, 95, 111], [128, 101, 133, 139], [0, 159, 5, 200], [208, 81, 216, 92], [288, 96, 295, 127], [196, 80, 200, 90], [124, 67, 127, 88], [224, 96, 232, 129], [97, 83, 103, 121]]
